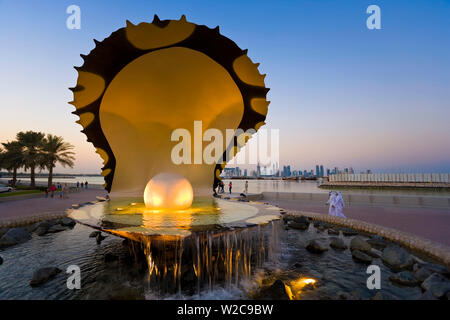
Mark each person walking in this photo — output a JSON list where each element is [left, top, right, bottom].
[[334, 191, 346, 218], [229, 181, 232, 194], [85, 181, 88, 189], [244, 181, 249, 194], [76, 181, 80, 189], [326, 191, 336, 216], [50, 183, 56, 198]]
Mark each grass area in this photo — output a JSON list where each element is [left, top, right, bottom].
[[0, 190, 43, 198]]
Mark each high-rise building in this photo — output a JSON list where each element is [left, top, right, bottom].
[[349, 167, 354, 174], [315, 165, 320, 177], [256, 162, 261, 177], [326, 169, 331, 176], [320, 165, 324, 177], [244, 169, 247, 177]]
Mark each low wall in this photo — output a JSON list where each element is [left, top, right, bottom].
[[261, 192, 450, 209]]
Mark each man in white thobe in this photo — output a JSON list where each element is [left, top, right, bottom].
[[334, 191, 347, 218], [326, 191, 336, 216]]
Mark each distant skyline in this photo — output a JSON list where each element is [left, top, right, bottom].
[[1, 0, 449, 174]]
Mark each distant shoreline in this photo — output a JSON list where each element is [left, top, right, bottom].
[[320, 181, 450, 191]]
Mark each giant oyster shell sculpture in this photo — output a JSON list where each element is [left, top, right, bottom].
[[70, 15, 269, 197]]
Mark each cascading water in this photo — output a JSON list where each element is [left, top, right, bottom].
[[126, 220, 282, 297]]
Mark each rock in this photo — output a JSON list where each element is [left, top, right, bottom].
[[351, 250, 373, 264], [329, 237, 347, 250], [306, 239, 328, 253], [366, 248, 382, 259], [381, 244, 414, 271], [35, 226, 49, 236], [287, 221, 309, 230], [0, 227, 9, 238], [342, 228, 358, 236], [367, 235, 390, 249], [105, 253, 119, 263], [293, 216, 310, 225], [419, 263, 450, 277], [60, 217, 76, 227], [0, 256, 3, 265], [291, 262, 302, 269], [96, 233, 106, 244], [30, 267, 62, 287], [420, 290, 438, 300], [421, 273, 450, 299], [89, 231, 101, 238], [389, 271, 420, 287], [414, 266, 436, 282], [313, 221, 331, 229], [259, 280, 290, 300], [350, 236, 371, 252], [47, 224, 69, 233], [33, 221, 52, 236], [1, 227, 31, 244], [327, 228, 339, 235], [0, 237, 18, 249]]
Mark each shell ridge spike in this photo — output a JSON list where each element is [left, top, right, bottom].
[[126, 20, 135, 27], [153, 14, 161, 23]]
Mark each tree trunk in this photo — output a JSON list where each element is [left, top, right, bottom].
[[30, 166, 35, 187], [48, 165, 53, 188], [12, 167, 17, 187]]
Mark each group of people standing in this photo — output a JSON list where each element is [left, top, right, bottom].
[[215, 181, 249, 195], [45, 183, 68, 199], [326, 191, 346, 218]]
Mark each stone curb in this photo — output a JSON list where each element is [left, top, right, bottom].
[[0, 212, 69, 228], [287, 210, 450, 268]]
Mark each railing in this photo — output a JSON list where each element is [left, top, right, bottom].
[[328, 173, 450, 183]]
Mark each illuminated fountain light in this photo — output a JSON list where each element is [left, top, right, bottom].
[[143, 173, 193, 210]]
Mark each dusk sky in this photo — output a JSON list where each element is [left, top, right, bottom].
[[0, 0, 449, 174]]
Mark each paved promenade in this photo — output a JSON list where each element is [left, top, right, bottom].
[[266, 199, 450, 246], [0, 189, 108, 222]]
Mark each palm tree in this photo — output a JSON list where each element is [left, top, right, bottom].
[[1, 141, 25, 187], [17, 131, 45, 187], [40, 134, 75, 188]]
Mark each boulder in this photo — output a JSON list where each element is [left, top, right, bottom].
[[0, 237, 18, 249], [389, 271, 420, 287], [381, 244, 414, 271], [366, 248, 382, 259], [30, 267, 62, 287], [306, 239, 328, 253], [89, 231, 101, 238], [96, 233, 106, 244], [1, 227, 31, 244], [259, 280, 290, 300], [421, 273, 450, 299], [35, 226, 49, 236], [351, 250, 373, 264], [329, 237, 347, 250], [47, 224, 69, 233], [367, 235, 390, 249], [293, 216, 310, 225], [327, 228, 339, 235], [287, 221, 309, 230], [342, 228, 358, 236], [313, 221, 331, 229], [414, 266, 436, 282], [350, 236, 371, 252], [60, 217, 76, 227], [0, 227, 9, 238]]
